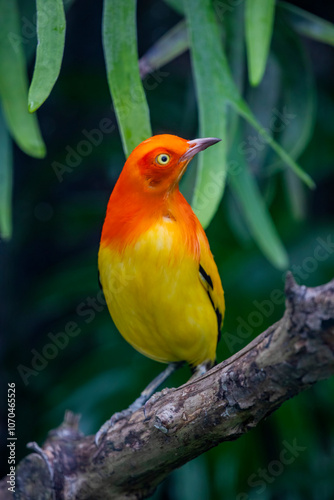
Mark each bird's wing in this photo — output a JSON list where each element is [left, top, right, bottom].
[[197, 227, 225, 341]]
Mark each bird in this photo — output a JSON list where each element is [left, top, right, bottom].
[[95, 134, 225, 445]]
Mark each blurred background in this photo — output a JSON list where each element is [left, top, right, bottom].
[[1, 0, 334, 498]]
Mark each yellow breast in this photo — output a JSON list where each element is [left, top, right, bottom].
[[98, 217, 223, 366]]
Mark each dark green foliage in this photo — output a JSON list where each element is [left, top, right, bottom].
[[1, 1, 334, 499]]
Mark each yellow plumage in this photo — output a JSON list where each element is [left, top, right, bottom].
[[99, 216, 224, 367]]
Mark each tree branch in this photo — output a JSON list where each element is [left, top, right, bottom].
[[1, 274, 334, 500]]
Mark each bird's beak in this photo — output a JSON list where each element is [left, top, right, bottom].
[[181, 137, 221, 162]]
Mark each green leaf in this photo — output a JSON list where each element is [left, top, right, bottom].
[[245, 0, 276, 86], [184, 0, 227, 229], [102, 0, 151, 157], [270, 13, 316, 219], [0, 0, 46, 158], [271, 12, 315, 164], [28, 0, 66, 112], [279, 1, 334, 46], [0, 105, 12, 240], [139, 21, 188, 78], [229, 132, 289, 270], [233, 98, 315, 189], [283, 169, 306, 221], [188, 1, 313, 189], [224, 0, 246, 144], [183, 0, 313, 229]]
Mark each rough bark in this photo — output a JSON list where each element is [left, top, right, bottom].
[[1, 274, 334, 500]]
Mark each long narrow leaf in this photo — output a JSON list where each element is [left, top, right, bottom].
[[184, 0, 227, 229], [224, 1, 246, 145], [269, 13, 316, 170], [232, 98, 314, 189], [279, 2, 334, 46], [245, 0, 276, 86], [183, 5, 313, 191], [273, 15, 315, 220], [0, 105, 12, 240], [102, 0, 151, 156], [229, 133, 289, 269], [183, 0, 313, 230], [0, 0, 46, 158], [28, 0, 66, 113]]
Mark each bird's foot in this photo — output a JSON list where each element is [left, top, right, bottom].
[[95, 408, 133, 446], [94, 395, 148, 447], [189, 360, 213, 381], [95, 363, 184, 447]]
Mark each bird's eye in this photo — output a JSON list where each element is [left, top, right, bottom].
[[156, 153, 170, 166]]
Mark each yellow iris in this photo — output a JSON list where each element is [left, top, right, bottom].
[[156, 153, 170, 165]]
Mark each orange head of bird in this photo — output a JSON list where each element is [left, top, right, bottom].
[[120, 134, 221, 195]]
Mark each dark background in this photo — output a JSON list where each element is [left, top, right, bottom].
[[1, 0, 334, 498]]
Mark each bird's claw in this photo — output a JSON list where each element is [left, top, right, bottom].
[[95, 409, 133, 447]]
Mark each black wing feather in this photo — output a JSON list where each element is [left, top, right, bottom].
[[199, 264, 222, 343], [199, 264, 213, 289]]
